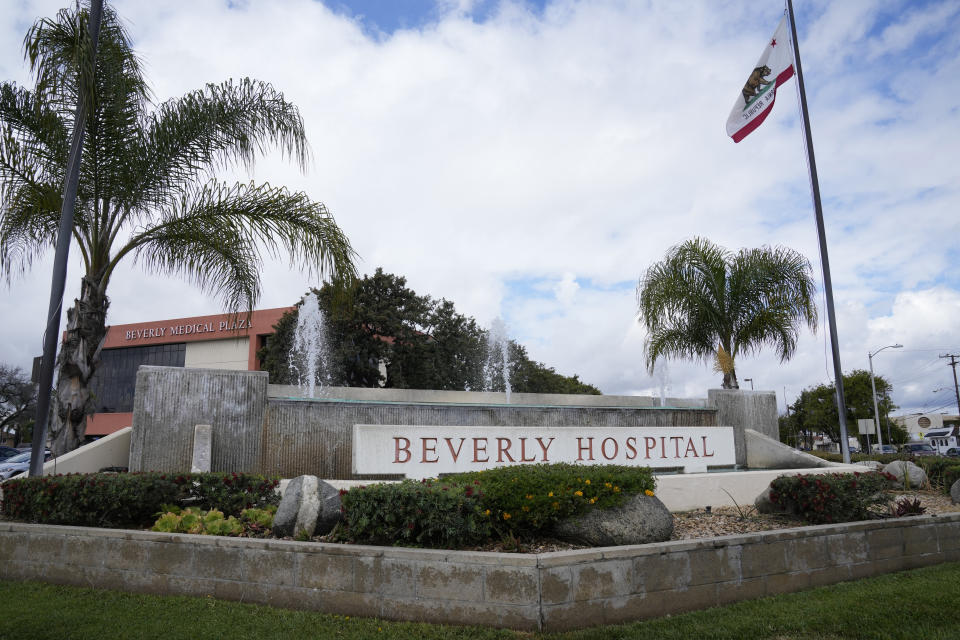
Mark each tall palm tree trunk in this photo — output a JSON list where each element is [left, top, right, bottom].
[[722, 369, 740, 389], [50, 273, 109, 454]]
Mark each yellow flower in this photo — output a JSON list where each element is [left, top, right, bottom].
[[503, 512, 512, 520], [552, 502, 560, 509], [574, 490, 583, 497], [589, 497, 597, 504], [584, 479, 591, 485], [604, 482, 612, 489], [644, 489, 655, 497], [522, 506, 530, 512], [526, 494, 534, 500], [614, 486, 621, 493], [484, 509, 491, 516], [548, 491, 554, 497]]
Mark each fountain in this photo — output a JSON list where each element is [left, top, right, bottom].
[[654, 360, 670, 407], [484, 317, 512, 403], [288, 292, 332, 397]]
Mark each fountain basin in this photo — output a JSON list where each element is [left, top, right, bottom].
[[129, 366, 786, 482]]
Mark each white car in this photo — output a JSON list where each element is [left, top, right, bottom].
[[0, 451, 52, 479]]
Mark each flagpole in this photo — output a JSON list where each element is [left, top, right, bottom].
[[785, 0, 851, 464]]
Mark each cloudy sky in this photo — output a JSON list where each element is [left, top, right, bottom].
[[1, 0, 958, 419]]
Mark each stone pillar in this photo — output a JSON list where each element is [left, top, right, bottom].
[[708, 389, 778, 467], [191, 424, 212, 473]]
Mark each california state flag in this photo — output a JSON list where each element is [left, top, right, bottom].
[[726, 16, 795, 142]]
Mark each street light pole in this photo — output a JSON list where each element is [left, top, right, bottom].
[[744, 378, 754, 390], [869, 343, 902, 453]]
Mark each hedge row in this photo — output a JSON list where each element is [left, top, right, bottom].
[[808, 452, 960, 493], [1, 472, 280, 528]]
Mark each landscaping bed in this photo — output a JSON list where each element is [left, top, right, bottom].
[[306, 488, 960, 553]]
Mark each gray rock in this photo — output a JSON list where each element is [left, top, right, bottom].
[[951, 478, 960, 505], [883, 460, 928, 489], [315, 479, 343, 535], [273, 476, 342, 538], [755, 485, 786, 515], [552, 493, 673, 546]]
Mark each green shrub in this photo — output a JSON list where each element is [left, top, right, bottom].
[[151, 507, 243, 536], [807, 451, 909, 466], [150, 504, 276, 537], [911, 458, 960, 492], [183, 472, 281, 514], [1, 472, 280, 528], [941, 464, 960, 494], [449, 463, 656, 537], [769, 471, 895, 524], [333, 480, 490, 548], [1, 473, 183, 527], [241, 505, 277, 529], [334, 463, 658, 549]]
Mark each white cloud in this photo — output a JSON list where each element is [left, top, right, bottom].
[[1, 1, 958, 423]]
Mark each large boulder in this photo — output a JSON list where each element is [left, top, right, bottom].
[[552, 493, 673, 546], [951, 478, 960, 505], [273, 475, 342, 538], [883, 460, 928, 489]]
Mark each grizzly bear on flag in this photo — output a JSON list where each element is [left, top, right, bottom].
[[741, 65, 772, 105]]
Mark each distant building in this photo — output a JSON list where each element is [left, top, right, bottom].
[[892, 413, 960, 442], [37, 308, 290, 439]]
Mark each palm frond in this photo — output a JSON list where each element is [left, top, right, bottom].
[[637, 237, 730, 371], [130, 78, 309, 217], [637, 237, 816, 375], [24, 4, 146, 117], [114, 181, 356, 311]]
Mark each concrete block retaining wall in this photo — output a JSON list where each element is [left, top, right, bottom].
[[3, 514, 959, 632]]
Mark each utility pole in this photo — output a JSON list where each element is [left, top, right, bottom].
[[940, 354, 960, 416]]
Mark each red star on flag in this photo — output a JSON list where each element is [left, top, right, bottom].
[[770, 38, 777, 47]]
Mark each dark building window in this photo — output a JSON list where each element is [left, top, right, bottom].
[[90, 343, 186, 413]]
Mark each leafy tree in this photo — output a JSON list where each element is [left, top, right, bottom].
[[0, 4, 355, 453], [510, 344, 601, 395], [785, 370, 904, 446], [637, 237, 817, 388], [259, 269, 600, 394], [0, 365, 37, 446]]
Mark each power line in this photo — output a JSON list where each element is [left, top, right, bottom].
[[939, 354, 960, 415]]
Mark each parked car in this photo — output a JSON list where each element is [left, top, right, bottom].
[[900, 443, 937, 457], [0, 451, 53, 480], [0, 446, 22, 461], [945, 447, 960, 458], [871, 444, 898, 454]]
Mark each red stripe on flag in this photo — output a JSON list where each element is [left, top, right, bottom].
[[732, 65, 795, 143]]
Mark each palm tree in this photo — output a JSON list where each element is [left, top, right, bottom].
[[0, 4, 356, 453], [637, 237, 817, 389]]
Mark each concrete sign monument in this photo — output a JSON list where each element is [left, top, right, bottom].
[[353, 425, 736, 478]]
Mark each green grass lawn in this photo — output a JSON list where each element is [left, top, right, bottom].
[[3, 562, 960, 639]]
